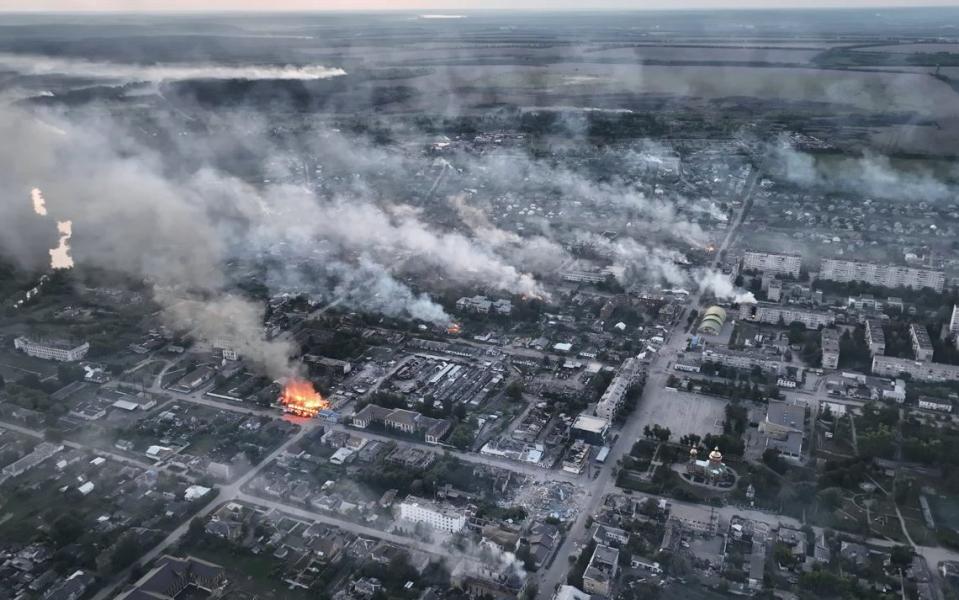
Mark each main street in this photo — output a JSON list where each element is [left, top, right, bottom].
[[535, 165, 760, 598]]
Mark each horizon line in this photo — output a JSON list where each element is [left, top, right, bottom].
[[4, 4, 959, 14]]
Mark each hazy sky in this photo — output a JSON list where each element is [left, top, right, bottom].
[[5, 0, 959, 12]]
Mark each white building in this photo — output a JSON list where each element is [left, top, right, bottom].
[[819, 259, 944, 292], [950, 305, 959, 350], [739, 302, 834, 330], [397, 496, 466, 533], [595, 357, 643, 422], [702, 347, 786, 376], [872, 355, 959, 383], [14, 336, 89, 362], [918, 397, 953, 413], [742, 252, 802, 278]]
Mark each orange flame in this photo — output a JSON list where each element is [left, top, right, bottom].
[[280, 379, 328, 417], [446, 322, 462, 335]]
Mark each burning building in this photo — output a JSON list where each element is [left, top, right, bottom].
[[279, 379, 328, 418]]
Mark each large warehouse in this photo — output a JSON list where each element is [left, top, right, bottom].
[[697, 306, 727, 336]]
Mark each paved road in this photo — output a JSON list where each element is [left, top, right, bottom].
[[234, 492, 447, 557], [0, 419, 156, 471], [90, 420, 317, 600], [147, 380, 584, 485], [535, 165, 760, 599], [324, 422, 580, 484]]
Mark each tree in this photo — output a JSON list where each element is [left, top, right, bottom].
[[816, 487, 843, 510], [51, 513, 85, 545], [110, 534, 143, 573], [57, 363, 85, 385], [890, 545, 914, 570], [506, 380, 525, 402], [762, 448, 787, 474], [187, 517, 206, 541]]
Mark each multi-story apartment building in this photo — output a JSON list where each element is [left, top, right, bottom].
[[702, 347, 787, 376], [821, 329, 840, 369], [397, 496, 467, 533], [13, 336, 89, 362], [910, 324, 934, 361], [871, 356, 959, 383], [739, 302, 835, 330], [595, 357, 643, 422], [865, 319, 886, 356], [819, 259, 944, 292], [950, 305, 959, 350], [742, 252, 802, 278]]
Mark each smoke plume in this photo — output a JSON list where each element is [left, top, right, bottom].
[[0, 53, 347, 82]]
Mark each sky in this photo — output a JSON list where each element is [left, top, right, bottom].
[[4, 0, 959, 11]]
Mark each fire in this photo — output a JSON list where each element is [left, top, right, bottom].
[[446, 322, 462, 335], [280, 379, 328, 417]]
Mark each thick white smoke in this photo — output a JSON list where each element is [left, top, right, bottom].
[[697, 269, 756, 304], [771, 137, 955, 202], [0, 53, 347, 82]]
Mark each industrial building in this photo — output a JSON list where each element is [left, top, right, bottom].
[[742, 251, 802, 278], [738, 302, 834, 330], [13, 336, 89, 362], [819, 258, 945, 292], [397, 496, 467, 533], [821, 329, 840, 370]]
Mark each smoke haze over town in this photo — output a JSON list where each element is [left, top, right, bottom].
[[2, 6, 959, 600]]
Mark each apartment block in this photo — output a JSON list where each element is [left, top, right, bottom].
[[819, 259, 944, 292], [742, 252, 802, 278], [397, 496, 467, 533], [821, 329, 840, 370], [871, 355, 959, 383], [739, 302, 835, 330], [865, 319, 886, 356], [910, 324, 934, 361], [13, 336, 89, 362]]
